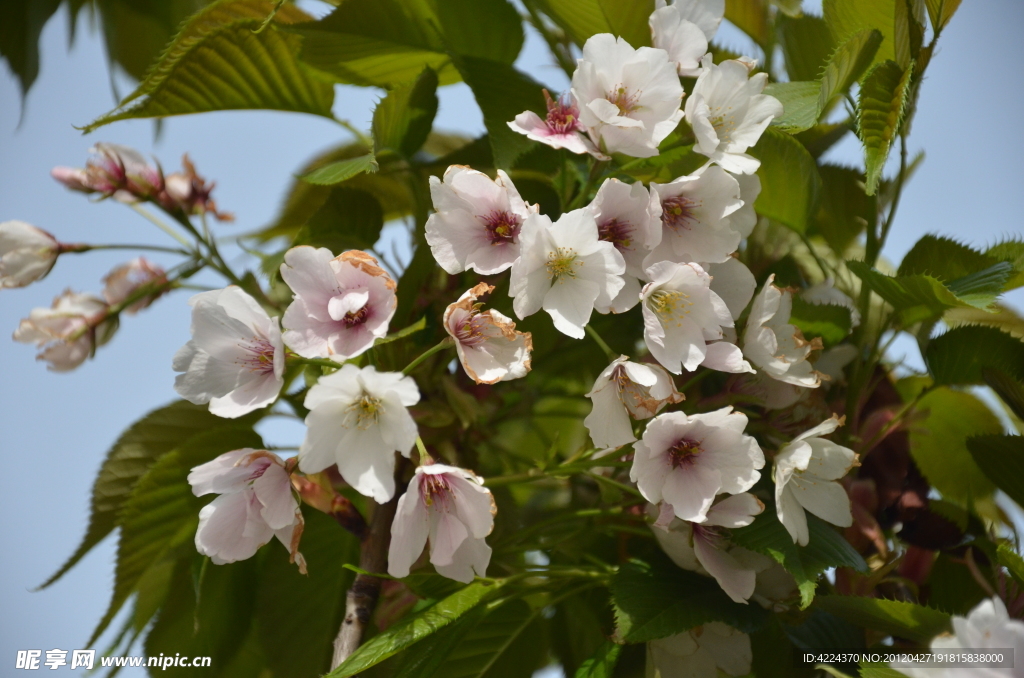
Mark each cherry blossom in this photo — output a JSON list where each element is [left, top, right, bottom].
[[649, 4, 708, 77], [160, 155, 232, 221], [775, 416, 857, 546], [571, 33, 684, 158], [188, 448, 305, 572], [686, 55, 783, 174], [585, 355, 684, 449], [51, 142, 163, 203], [102, 257, 167, 314], [388, 464, 496, 583], [509, 209, 625, 339], [444, 283, 532, 385], [425, 165, 533, 275], [730, 172, 762, 239], [649, 622, 751, 678], [743, 274, 823, 388], [298, 365, 420, 503], [13, 289, 115, 371], [280, 247, 396, 360], [656, 0, 725, 41], [631, 407, 764, 522], [708, 257, 756, 320], [507, 90, 605, 158], [0, 220, 61, 289], [173, 286, 285, 418]]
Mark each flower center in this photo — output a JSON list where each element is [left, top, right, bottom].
[[649, 289, 693, 324], [708, 111, 735, 144], [607, 85, 641, 116], [342, 306, 369, 328], [481, 210, 521, 246], [236, 337, 276, 375], [421, 473, 454, 509], [546, 247, 581, 281], [661, 196, 697, 231], [598, 218, 634, 251], [545, 90, 581, 135], [454, 311, 489, 348], [345, 394, 383, 430], [668, 439, 702, 468], [612, 365, 650, 410]]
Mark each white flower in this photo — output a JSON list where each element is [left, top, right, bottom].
[[188, 448, 305, 572], [708, 257, 755, 321], [743, 274, 823, 388], [802, 279, 861, 327], [686, 55, 783, 174], [649, 5, 708, 77], [509, 209, 625, 339], [644, 166, 743, 266], [571, 33, 684, 158], [299, 364, 420, 503], [51, 143, 163, 203], [425, 166, 533, 275], [388, 464, 496, 583], [730, 172, 761, 238], [650, 493, 764, 603], [648, 622, 751, 678], [641, 261, 750, 375], [13, 289, 115, 371], [444, 283, 532, 384], [656, 0, 725, 41], [585, 356, 684, 449], [895, 598, 1024, 678], [507, 90, 606, 159], [0, 221, 61, 289], [280, 247, 396, 360], [775, 416, 857, 546], [102, 257, 167, 314], [631, 407, 764, 523], [173, 286, 285, 419], [588, 178, 662, 312]]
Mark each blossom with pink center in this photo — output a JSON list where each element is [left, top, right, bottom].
[[51, 143, 163, 203], [13, 289, 116, 371], [630, 407, 764, 523], [173, 286, 285, 418], [0, 220, 61, 289], [102, 257, 167, 314], [585, 355, 683, 449], [388, 464, 496, 583], [189, 448, 305, 572], [444, 283, 532, 385], [507, 90, 606, 159], [425, 165, 534, 275], [280, 247, 396, 360]]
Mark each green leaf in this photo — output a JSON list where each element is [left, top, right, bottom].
[[765, 81, 822, 134], [823, 0, 895, 70], [777, 14, 836, 83], [925, 325, 1024, 386], [997, 543, 1024, 586], [40, 401, 261, 590], [0, 0, 61, 97], [82, 0, 334, 132], [813, 164, 875, 255], [725, 0, 771, 48], [943, 263, 1013, 308], [529, 0, 611, 47], [731, 505, 867, 608], [910, 387, 1002, 506], [597, 0, 655, 48], [750, 128, 822, 233], [611, 554, 769, 643], [373, 68, 439, 158], [968, 435, 1024, 510], [574, 642, 621, 678], [894, 0, 924, 70], [435, 0, 526, 64], [986, 239, 1024, 290], [813, 596, 951, 643], [925, 0, 962, 32], [984, 367, 1024, 422], [860, 664, 912, 678], [790, 296, 853, 347], [295, 186, 385, 254], [329, 581, 504, 677], [818, 29, 883, 113], [846, 260, 986, 326], [899, 235, 1002, 280], [299, 154, 379, 186], [858, 59, 913, 195]]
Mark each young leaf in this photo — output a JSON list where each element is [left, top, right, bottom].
[[299, 155, 379, 186], [984, 368, 1024, 422], [997, 543, 1024, 586], [597, 0, 655, 48], [0, 0, 62, 98], [725, 0, 771, 49], [823, 0, 895, 69], [790, 296, 854, 347], [846, 261, 987, 326], [894, 0, 924, 70], [986, 239, 1024, 290], [858, 59, 913, 195], [967, 435, 1024, 510], [372, 68, 440, 158], [574, 642, 621, 678], [818, 29, 884, 113], [925, 325, 1024, 386], [777, 14, 836, 83], [764, 81, 822, 134], [813, 596, 951, 643], [925, 0, 962, 33], [750, 128, 822, 233], [528, 0, 612, 47], [899, 235, 1003, 281]]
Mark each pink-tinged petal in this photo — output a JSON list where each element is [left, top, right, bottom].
[[208, 369, 282, 418], [388, 483, 430, 578], [428, 507, 470, 567], [693, 532, 756, 603], [253, 462, 297, 530], [661, 464, 722, 522], [435, 535, 492, 583], [701, 340, 754, 374], [188, 449, 255, 496], [273, 520, 307, 574], [704, 493, 764, 528], [698, 622, 753, 676], [449, 475, 495, 539], [195, 492, 271, 564]]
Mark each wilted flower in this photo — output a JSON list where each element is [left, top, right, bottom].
[[51, 143, 163, 203], [686, 56, 783, 174], [444, 283, 532, 385], [102, 257, 167, 314], [0, 220, 61, 289], [585, 355, 684, 449], [631, 407, 764, 523], [648, 622, 751, 678], [509, 209, 625, 339], [388, 464, 496, 583], [743, 274, 823, 388], [280, 247, 396, 360], [13, 290, 116, 371], [160, 155, 232, 221], [775, 416, 857, 546], [571, 33, 684, 158], [173, 286, 285, 419], [507, 90, 605, 158], [425, 165, 533, 275], [649, 4, 708, 77], [298, 365, 420, 503], [188, 448, 305, 572]]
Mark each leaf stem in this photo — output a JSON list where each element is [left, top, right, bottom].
[[585, 325, 617, 362], [402, 338, 454, 376], [64, 243, 192, 255]]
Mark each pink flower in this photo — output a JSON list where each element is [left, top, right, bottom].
[[51, 143, 163, 204], [188, 449, 305, 572], [585, 356, 683, 449], [160, 155, 233, 222], [13, 290, 116, 371], [507, 90, 607, 158], [280, 247, 397, 360], [388, 464, 496, 583], [444, 283, 532, 385], [102, 257, 167, 314]]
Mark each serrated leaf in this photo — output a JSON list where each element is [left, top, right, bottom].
[[986, 240, 1024, 290], [765, 81, 822, 133], [611, 554, 770, 643], [299, 154, 379, 186], [83, 0, 334, 132], [984, 368, 1024, 422], [0, 0, 61, 98], [372, 68, 439, 158], [925, 0, 961, 32], [597, 0, 655, 48], [925, 325, 1024, 386], [40, 401, 261, 590], [858, 59, 913, 195], [435, 0, 526, 64], [945, 262, 1013, 307], [968, 435, 1024, 510], [814, 596, 951, 643], [945, 303, 1024, 339], [910, 387, 1001, 506], [574, 641, 621, 678], [894, 0, 924, 70], [819, 29, 883, 113], [726, 0, 771, 48], [778, 14, 835, 83], [294, 186, 385, 254], [790, 296, 853, 347], [823, 0, 895, 69], [997, 543, 1024, 586], [812, 164, 875, 254], [846, 260, 982, 326], [750, 128, 822, 233], [898, 235, 1001, 280]]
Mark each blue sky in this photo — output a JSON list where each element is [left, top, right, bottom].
[[1, 1, 1022, 674]]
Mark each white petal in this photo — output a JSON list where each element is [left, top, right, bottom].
[[388, 483, 430, 578], [694, 532, 756, 603]]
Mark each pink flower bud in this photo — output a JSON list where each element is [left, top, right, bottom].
[[0, 220, 60, 289], [13, 289, 116, 371], [102, 257, 167, 314]]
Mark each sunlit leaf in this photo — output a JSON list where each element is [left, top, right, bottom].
[[750, 128, 822, 233], [926, 325, 1024, 386], [765, 81, 821, 134], [819, 28, 883, 112], [777, 14, 835, 83], [924, 0, 962, 32], [814, 597, 950, 643], [823, 0, 895, 70], [858, 59, 913, 195], [372, 67, 439, 158], [299, 155, 379, 186]]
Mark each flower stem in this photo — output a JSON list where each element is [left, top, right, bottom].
[[64, 243, 192, 255], [129, 204, 194, 249], [295, 357, 345, 371], [584, 325, 617, 362], [402, 338, 454, 376]]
